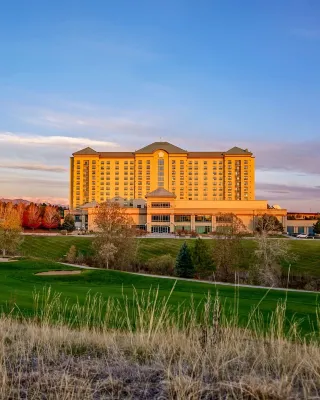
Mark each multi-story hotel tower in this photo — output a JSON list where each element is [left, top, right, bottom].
[[68, 141, 286, 233], [70, 141, 255, 209]]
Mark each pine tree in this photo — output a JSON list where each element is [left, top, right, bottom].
[[175, 241, 195, 278]]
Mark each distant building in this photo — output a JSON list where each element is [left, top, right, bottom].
[[69, 141, 287, 233], [286, 212, 320, 235]]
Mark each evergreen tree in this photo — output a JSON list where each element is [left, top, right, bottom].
[[62, 214, 75, 232], [192, 238, 215, 278], [175, 241, 195, 278], [313, 219, 320, 235]]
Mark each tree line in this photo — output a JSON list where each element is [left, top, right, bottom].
[[0, 201, 63, 230]]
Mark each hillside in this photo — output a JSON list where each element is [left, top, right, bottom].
[[20, 236, 320, 276]]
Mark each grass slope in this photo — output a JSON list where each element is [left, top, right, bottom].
[[1, 258, 319, 334], [20, 236, 320, 275]]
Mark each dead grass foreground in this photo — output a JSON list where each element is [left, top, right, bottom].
[[1, 314, 320, 400]]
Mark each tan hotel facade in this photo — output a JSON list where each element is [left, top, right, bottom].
[[69, 142, 287, 233]]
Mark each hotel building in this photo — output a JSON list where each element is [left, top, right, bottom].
[[69, 142, 287, 233]]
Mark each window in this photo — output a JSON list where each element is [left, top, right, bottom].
[[151, 202, 170, 208], [151, 215, 170, 222], [174, 215, 191, 222], [195, 215, 212, 222], [158, 158, 164, 187], [216, 215, 233, 223]]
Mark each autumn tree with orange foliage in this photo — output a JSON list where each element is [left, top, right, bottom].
[[0, 202, 23, 257], [42, 205, 60, 230], [23, 203, 42, 230]]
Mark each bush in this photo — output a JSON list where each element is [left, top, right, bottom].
[[190, 231, 198, 238], [75, 252, 85, 265], [60, 230, 68, 236], [146, 255, 175, 276], [66, 245, 77, 264], [136, 229, 147, 237], [176, 229, 190, 237], [61, 214, 75, 232]]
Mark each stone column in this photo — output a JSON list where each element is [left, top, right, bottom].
[[191, 214, 195, 231], [146, 213, 152, 233], [282, 215, 287, 232], [170, 213, 175, 233], [211, 214, 216, 233]]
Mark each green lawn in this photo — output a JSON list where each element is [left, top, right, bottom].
[[1, 258, 320, 334], [20, 236, 320, 275]]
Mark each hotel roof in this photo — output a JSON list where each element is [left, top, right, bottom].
[[72, 142, 252, 156], [135, 141, 187, 154]]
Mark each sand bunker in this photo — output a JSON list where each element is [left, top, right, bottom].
[[36, 270, 82, 276]]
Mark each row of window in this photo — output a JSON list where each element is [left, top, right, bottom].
[[150, 214, 239, 223]]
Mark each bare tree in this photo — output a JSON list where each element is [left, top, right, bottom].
[[93, 201, 137, 270], [212, 213, 246, 282], [249, 232, 296, 287], [255, 213, 283, 234], [0, 203, 23, 257], [99, 242, 117, 269]]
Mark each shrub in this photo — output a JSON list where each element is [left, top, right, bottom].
[[60, 230, 68, 236], [136, 229, 147, 237], [66, 245, 77, 264], [61, 214, 75, 232], [75, 252, 85, 265], [190, 231, 198, 238], [146, 255, 175, 276]]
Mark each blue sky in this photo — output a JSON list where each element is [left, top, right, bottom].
[[0, 0, 320, 210]]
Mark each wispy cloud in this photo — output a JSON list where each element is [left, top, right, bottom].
[[256, 182, 320, 200], [0, 163, 67, 172], [22, 108, 158, 135], [0, 132, 118, 149], [0, 177, 68, 188]]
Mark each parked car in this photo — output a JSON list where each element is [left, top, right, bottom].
[[296, 233, 308, 238]]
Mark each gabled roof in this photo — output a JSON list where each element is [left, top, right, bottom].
[[225, 146, 252, 155], [145, 187, 176, 198], [135, 142, 187, 154], [73, 147, 97, 156]]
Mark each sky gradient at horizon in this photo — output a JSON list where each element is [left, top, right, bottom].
[[0, 0, 320, 211]]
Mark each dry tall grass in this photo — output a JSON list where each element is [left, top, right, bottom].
[[1, 287, 320, 399]]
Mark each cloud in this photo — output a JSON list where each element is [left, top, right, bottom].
[[0, 177, 68, 188], [256, 182, 320, 200], [0, 163, 67, 172], [0, 132, 118, 149], [22, 108, 157, 135]]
